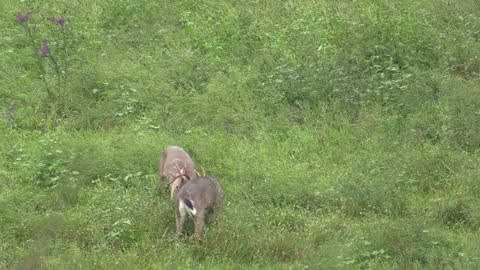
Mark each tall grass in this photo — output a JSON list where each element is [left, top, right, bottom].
[[1, 0, 480, 269]]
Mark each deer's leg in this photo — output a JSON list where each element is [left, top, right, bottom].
[[170, 178, 180, 201], [176, 208, 186, 235], [193, 210, 205, 239]]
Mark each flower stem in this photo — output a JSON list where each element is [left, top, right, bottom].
[[24, 23, 53, 100], [48, 53, 62, 90], [61, 24, 69, 83]]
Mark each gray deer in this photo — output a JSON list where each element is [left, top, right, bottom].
[[158, 146, 196, 200], [175, 176, 223, 239]]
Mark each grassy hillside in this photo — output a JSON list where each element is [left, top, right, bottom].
[[1, 0, 480, 269]]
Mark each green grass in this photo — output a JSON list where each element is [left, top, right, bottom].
[[1, 0, 480, 269]]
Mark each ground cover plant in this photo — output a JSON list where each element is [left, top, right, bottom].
[[1, 0, 480, 269]]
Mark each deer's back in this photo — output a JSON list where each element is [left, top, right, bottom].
[[177, 176, 223, 208], [162, 146, 196, 177]]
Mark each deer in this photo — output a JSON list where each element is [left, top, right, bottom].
[[175, 176, 223, 239], [158, 146, 197, 201]]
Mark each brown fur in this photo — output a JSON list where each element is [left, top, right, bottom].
[[158, 146, 196, 200], [175, 176, 223, 239]]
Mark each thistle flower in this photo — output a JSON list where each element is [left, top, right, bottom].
[[15, 10, 33, 24], [38, 39, 50, 55], [49, 17, 68, 25]]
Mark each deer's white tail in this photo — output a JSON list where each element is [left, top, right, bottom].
[[179, 199, 196, 217]]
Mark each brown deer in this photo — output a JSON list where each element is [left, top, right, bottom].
[[175, 176, 223, 239], [158, 146, 196, 200]]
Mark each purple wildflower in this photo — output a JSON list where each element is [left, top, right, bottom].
[[38, 39, 50, 55], [15, 10, 33, 24], [49, 17, 68, 25]]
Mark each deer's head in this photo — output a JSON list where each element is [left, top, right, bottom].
[[168, 165, 191, 200]]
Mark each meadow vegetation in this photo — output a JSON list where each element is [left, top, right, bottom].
[[1, 0, 480, 269]]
